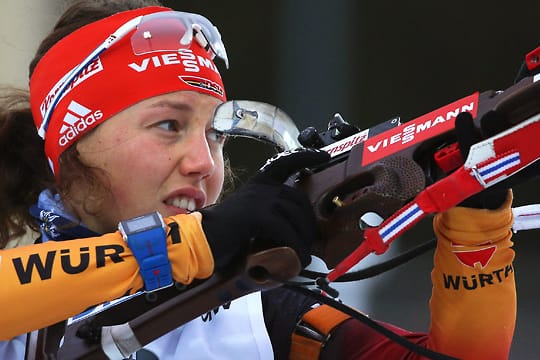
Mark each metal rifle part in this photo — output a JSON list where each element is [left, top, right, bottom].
[[212, 100, 302, 151]]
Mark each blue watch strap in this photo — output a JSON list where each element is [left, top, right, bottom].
[[120, 212, 173, 292]]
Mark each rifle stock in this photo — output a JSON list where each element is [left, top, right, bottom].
[[293, 75, 540, 267], [36, 248, 300, 359]]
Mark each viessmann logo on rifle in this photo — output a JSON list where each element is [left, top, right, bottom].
[[362, 93, 479, 166]]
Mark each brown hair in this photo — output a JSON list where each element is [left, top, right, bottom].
[[0, 0, 163, 247], [0, 87, 52, 247]]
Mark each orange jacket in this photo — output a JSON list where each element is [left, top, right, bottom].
[[293, 196, 515, 360], [0, 212, 214, 339]]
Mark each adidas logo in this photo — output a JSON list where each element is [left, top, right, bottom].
[[58, 100, 103, 147]]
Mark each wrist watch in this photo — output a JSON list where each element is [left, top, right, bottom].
[[118, 211, 173, 292]]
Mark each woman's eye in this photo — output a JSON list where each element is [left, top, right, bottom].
[[207, 128, 227, 145], [155, 120, 180, 132]]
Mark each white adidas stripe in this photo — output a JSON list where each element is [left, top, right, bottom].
[[67, 100, 91, 118], [61, 100, 92, 131]]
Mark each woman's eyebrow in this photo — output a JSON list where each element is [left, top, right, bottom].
[[148, 100, 193, 112]]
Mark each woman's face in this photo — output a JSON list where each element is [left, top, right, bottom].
[[74, 91, 225, 233]]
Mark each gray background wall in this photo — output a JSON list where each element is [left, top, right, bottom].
[[0, 1, 70, 87], [2, 1, 540, 358]]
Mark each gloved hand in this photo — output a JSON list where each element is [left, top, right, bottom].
[[200, 148, 330, 270], [455, 111, 509, 209], [455, 110, 540, 209]]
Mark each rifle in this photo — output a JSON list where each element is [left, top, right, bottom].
[[26, 47, 540, 359]]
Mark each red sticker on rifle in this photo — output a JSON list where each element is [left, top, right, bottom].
[[362, 93, 479, 166]]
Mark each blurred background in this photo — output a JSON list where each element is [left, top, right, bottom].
[[2, 1, 540, 358]]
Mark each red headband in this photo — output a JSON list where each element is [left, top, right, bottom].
[[29, 6, 227, 175]]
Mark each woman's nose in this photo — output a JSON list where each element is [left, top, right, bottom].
[[176, 131, 215, 178]]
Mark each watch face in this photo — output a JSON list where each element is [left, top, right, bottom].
[[124, 213, 161, 233]]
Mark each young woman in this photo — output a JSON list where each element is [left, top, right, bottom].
[[0, 1, 517, 359]]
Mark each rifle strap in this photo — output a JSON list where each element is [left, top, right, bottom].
[[289, 304, 351, 360]]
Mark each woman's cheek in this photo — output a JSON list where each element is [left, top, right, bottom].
[[206, 157, 225, 205]]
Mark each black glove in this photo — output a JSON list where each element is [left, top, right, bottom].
[[455, 111, 509, 209], [455, 110, 540, 209], [200, 148, 330, 270]]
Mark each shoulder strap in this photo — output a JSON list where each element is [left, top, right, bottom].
[[289, 304, 351, 359]]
